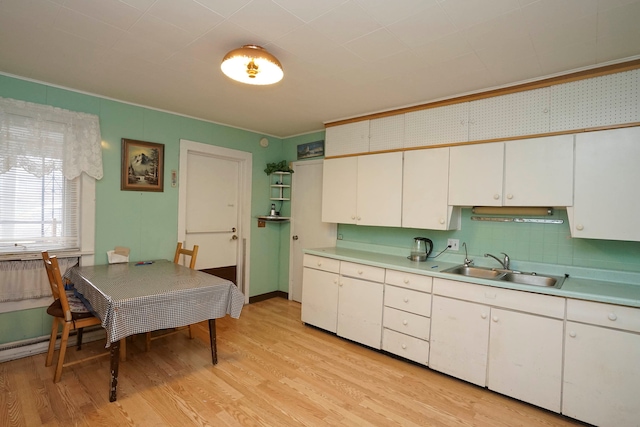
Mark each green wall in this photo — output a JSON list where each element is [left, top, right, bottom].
[[338, 208, 640, 273], [0, 73, 314, 345]]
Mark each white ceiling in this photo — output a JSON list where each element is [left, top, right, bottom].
[[1, 0, 639, 138]]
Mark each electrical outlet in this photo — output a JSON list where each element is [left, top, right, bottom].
[[447, 239, 459, 251]]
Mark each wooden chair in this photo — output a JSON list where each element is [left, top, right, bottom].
[[42, 251, 106, 383], [145, 243, 199, 350]]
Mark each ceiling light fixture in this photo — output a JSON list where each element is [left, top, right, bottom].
[[221, 45, 283, 85]]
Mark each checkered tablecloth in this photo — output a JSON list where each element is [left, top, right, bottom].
[[64, 260, 244, 346]]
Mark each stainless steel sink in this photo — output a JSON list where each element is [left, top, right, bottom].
[[442, 265, 565, 288], [442, 265, 504, 279], [499, 272, 564, 288]]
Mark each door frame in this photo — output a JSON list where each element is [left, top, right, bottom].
[[288, 158, 326, 300], [178, 139, 252, 304]]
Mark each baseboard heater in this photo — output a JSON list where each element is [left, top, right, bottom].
[[0, 326, 106, 363]]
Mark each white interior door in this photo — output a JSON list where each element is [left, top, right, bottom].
[[289, 160, 337, 302], [178, 140, 252, 302], [186, 153, 238, 269]]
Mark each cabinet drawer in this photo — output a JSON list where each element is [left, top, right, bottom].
[[340, 261, 385, 283], [567, 299, 640, 333], [433, 278, 565, 319], [303, 254, 340, 274], [383, 306, 430, 340], [385, 269, 432, 292], [382, 329, 429, 365], [384, 285, 432, 317]]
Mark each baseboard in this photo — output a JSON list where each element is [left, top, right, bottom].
[[249, 291, 288, 304], [0, 328, 106, 363]]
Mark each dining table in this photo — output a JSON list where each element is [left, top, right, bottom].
[[63, 259, 244, 402]]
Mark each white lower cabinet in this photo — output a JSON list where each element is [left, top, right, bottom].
[[430, 295, 489, 386], [382, 270, 432, 365], [337, 273, 384, 349], [487, 308, 563, 412], [562, 299, 640, 427], [302, 256, 384, 348], [430, 278, 564, 412], [301, 255, 340, 332]]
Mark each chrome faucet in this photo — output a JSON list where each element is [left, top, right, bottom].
[[485, 252, 510, 270], [462, 242, 473, 266]]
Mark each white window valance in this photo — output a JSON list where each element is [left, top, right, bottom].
[[0, 96, 103, 180]]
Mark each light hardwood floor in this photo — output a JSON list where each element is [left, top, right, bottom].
[[1, 298, 585, 426]]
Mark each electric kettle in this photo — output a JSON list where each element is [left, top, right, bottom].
[[409, 237, 433, 261]]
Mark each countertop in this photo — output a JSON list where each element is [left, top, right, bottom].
[[304, 247, 640, 308]]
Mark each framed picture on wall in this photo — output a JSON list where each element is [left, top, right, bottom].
[[297, 140, 324, 159], [121, 138, 164, 192]]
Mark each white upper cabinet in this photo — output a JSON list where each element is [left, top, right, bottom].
[[322, 157, 358, 224], [503, 135, 574, 206], [449, 136, 574, 207], [468, 87, 550, 141], [369, 115, 404, 152], [404, 103, 469, 148], [357, 152, 403, 227], [449, 142, 505, 206], [325, 120, 370, 157], [403, 148, 460, 230], [322, 152, 403, 227], [569, 127, 640, 241], [551, 69, 640, 132]]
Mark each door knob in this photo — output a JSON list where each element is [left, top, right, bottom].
[[292, 235, 299, 240], [231, 235, 238, 240]]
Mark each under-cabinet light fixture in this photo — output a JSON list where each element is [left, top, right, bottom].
[[472, 207, 553, 216]]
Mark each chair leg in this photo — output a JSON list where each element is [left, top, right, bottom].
[[53, 322, 71, 383], [77, 327, 84, 351], [188, 324, 194, 339], [45, 318, 60, 367], [145, 332, 151, 351]]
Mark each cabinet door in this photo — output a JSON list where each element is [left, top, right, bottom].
[[403, 148, 460, 230], [404, 103, 469, 148], [468, 87, 550, 141], [337, 276, 383, 349], [504, 135, 573, 206], [570, 127, 640, 241], [301, 267, 339, 332], [325, 121, 370, 156], [448, 142, 504, 206], [430, 295, 489, 386], [487, 308, 563, 413], [357, 152, 403, 227], [321, 157, 357, 224], [563, 322, 640, 426], [369, 115, 404, 152]]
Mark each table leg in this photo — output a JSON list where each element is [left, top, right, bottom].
[[208, 319, 217, 365], [109, 340, 120, 402]]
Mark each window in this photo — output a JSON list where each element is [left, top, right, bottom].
[[0, 96, 103, 256], [0, 130, 80, 252]]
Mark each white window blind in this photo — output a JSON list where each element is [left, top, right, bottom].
[[0, 97, 102, 254]]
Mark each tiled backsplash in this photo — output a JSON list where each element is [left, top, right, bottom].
[[337, 208, 640, 273]]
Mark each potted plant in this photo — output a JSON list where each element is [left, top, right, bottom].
[[264, 160, 294, 175]]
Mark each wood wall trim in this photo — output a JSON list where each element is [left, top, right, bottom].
[[325, 59, 640, 128], [249, 291, 288, 304], [323, 122, 640, 159]]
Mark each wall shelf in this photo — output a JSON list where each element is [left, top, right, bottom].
[[257, 215, 290, 222], [270, 171, 291, 201]]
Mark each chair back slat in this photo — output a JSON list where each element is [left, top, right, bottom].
[[42, 252, 72, 321], [174, 242, 199, 269], [41, 251, 61, 300]]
